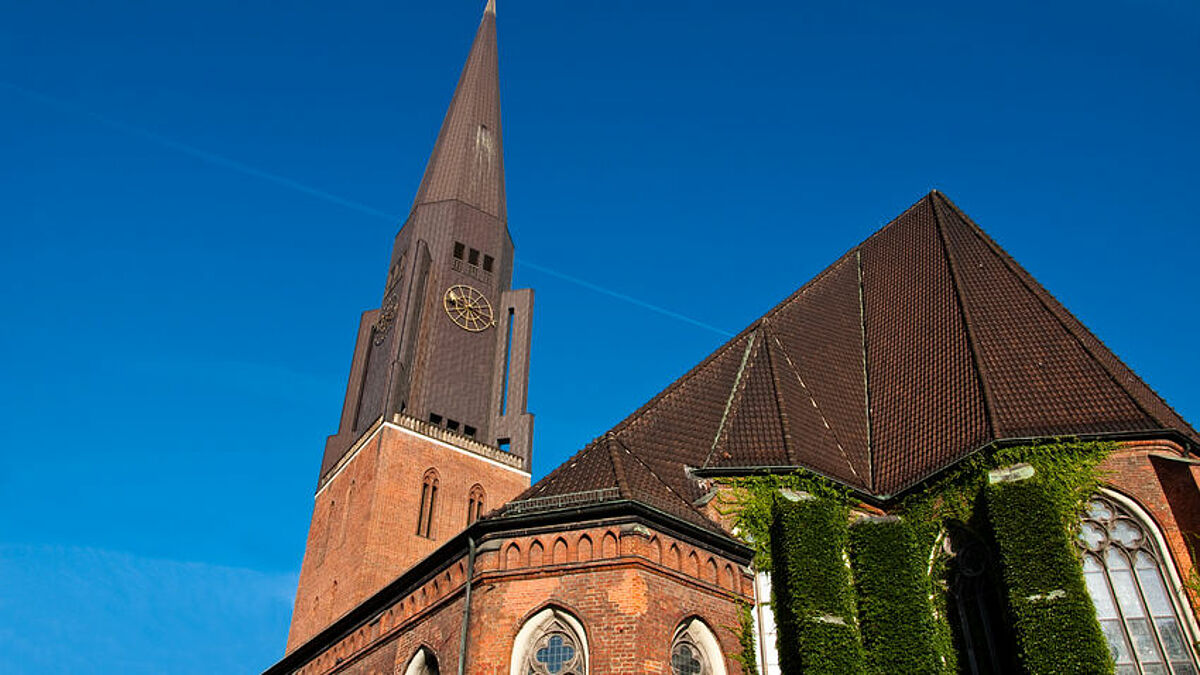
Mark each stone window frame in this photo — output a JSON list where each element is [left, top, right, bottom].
[[670, 617, 727, 675], [509, 606, 589, 675], [1080, 488, 1200, 673], [403, 646, 440, 675]]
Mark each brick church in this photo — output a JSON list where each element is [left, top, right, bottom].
[[265, 4, 1200, 674]]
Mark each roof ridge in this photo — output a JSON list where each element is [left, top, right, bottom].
[[607, 331, 753, 437], [600, 193, 941, 445], [605, 433, 632, 500], [754, 193, 939, 335], [759, 322, 796, 465], [612, 436, 710, 523], [766, 325, 864, 483], [933, 191, 1192, 438], [930, 195, 999, 439], [510, 440, 604, 502], [853, 251, 875, 491], [703, 328, 761, 468]]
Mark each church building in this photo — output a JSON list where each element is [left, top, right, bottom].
[[266, 4, 1200, 674]]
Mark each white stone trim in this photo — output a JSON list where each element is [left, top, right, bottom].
[[751, 570, 780, 675], [510, 607, 589, 675], [316, 420, 529, 498], [674, 617, 728, 675]]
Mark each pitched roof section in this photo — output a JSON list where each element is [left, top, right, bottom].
[[496, 191, 1198, 523], [411, 3, 506, 221]]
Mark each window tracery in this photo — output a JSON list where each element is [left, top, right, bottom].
[[511, 607, 587, 675], [1077, 494, 1198, 674], [671, 618, 726, 675]]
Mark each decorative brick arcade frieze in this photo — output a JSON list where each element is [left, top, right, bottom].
[[283, 519, 753, 675]]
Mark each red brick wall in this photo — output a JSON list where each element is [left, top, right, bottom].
[[288, 423, 530, 651], [1102, 439, 1200, 608], [284, 520, 753, 675]]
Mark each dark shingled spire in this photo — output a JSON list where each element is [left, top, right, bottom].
[[319, 0, 533, 482], [411, 1, 506, 221]]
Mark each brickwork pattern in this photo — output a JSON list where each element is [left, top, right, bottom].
[[1101, 440, 1200, 604], [284, 521, 752, 675], [288, 425, 530, 651]]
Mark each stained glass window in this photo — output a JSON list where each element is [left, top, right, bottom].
[[1078, 495, 1198, 674]]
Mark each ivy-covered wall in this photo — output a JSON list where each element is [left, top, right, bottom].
[[847, 516, 946, 674], [722, 439, 1116, 674], [769, 492, 865, 674], [987, 466, 1113, 674]]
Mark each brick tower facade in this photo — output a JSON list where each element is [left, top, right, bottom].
[[286, 1, 533, 650], [269, 4, 1200, 674]]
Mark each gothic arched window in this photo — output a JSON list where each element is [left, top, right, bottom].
[[944, 523, 1020, 674], [510, 607, 587, 675], [468, 484, 486, 526], [417, 469, 440, 539], [670, 618, 727, 675], [403, 646, 440, 675], [1077, 493, 1199, 674]]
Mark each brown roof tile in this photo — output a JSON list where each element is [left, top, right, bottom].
[[495, 191, 1199, 524], [863, 196, 990, 494]]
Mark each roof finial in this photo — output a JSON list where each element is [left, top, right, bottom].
[[485, 0, 495, 16]]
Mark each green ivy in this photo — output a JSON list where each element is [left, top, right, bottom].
[[728, 601, 759, 675], [719, 439, 1116, 673], [721, 472, 847, 569], [770, 494, 866, 674], [847, 517, 947, 674], [987, 471, 1113, 674]]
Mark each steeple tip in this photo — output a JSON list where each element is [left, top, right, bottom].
[[410, 0, 507, 220]]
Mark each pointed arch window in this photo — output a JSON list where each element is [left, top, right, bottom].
[[670, 618, 726, 675], [1077, 493, 1199, 674], [467, 484, 486, 526], [511, 607, 588, 675], [404, 646, 440, 675], [416, 469, 440, 539], [944, 523, 1020, 674]]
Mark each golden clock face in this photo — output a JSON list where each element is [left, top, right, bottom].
[[443, 284, 494, 332]]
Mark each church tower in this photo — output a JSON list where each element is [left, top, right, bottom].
[[286, 1, 533, 650]]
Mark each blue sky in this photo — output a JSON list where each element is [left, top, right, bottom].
[[2, 1, 1197, 671]]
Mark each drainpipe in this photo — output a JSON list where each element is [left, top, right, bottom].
[[457, 535, 477, 675]]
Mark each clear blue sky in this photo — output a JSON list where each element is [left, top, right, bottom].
[[2, 1, 1197, 672]]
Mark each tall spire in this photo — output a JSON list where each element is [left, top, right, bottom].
[[411, 2, 506, 221]]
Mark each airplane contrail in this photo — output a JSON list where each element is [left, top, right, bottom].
[[2, 81, 734, 338]]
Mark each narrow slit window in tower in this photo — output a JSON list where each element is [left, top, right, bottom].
[[500, 307, 514, 415]]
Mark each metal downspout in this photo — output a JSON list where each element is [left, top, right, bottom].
[[457, 535, 476, 675]]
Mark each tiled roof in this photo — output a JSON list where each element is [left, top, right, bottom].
[[494, 191, 1198, 525]]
